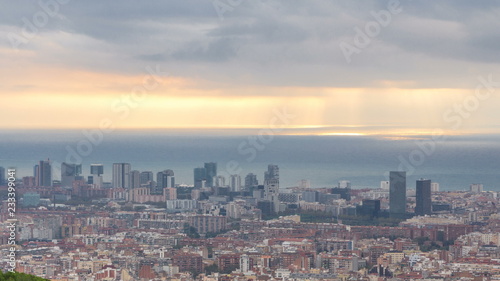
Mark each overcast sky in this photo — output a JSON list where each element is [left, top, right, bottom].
[[1, 0, 499, 135]]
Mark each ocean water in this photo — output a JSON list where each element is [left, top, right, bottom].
[[1, 130, 499, 191]]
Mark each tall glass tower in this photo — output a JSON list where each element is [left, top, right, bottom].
[[416, 179, 432, 216], [389, 171, 406, 218]]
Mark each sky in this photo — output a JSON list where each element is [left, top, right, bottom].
[[1, 0, 500, 136]]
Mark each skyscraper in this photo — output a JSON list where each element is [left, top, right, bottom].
[[215, 175, 226, 187], [130, 170, 141, 189], [89, 164, 104, 188], [204, 162, 217, 187], [90, 164, 104, 176], [431, 182, 440, 192], [156, 170, 175, 193], [244, 173, 258, 188], [338, 180, 351, 189], [61, 162, 82, 187], [389, 171, 406, 218], [112, 163, 131, 188], [194, 167, 207, 188], [229, 174, 241, 192], [264, 164, 280, 213], [415, 179, 432, 216], [264, 164, 279, 182], [470, 183, 483, 193], [35, 159, 52, 187], [140, 171, 154, 185]]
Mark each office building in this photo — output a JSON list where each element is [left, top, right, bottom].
[[89, 164, 104, 188], [264, 164, 279, 182], [35, 159, 52, 187], [61, 163, 82, 188], [332, 187, 351, 201], [229, 174, 241, 192], [338, 180, 351, 189], [156, 170, 175, 193], [204, 162, 217, 187], [140, 171, 154, 185], [358, 199, 381, 217], [112, 163, 131, 189], [130, 170, 141, 189], [380, 181, 390, 190], [470, 183, 483, 193], [264, 164, 279, 213], [215, 175, 226, 187], [389, 171, 406, 218], [90, 164, 104, 176], [416, 179, 432, 216], [245, 173, 258, 188], [298, 179, 311, 189], [194, 167, 207, 188], [431, 182, 440, 192]]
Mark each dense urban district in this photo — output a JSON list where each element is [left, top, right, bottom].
[[1, 161, 499, 281]]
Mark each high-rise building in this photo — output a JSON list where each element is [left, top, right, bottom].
[[380, 181, 390, 190], [264, 164, 280, 213], [264, 164, 279, 182], [415, 179, 432, 216], [338, 180, 351, 189], [245, 173, 258, 188], [298, 179, 310, 189], [194, 167, 207, 188], [215, 175, 226, 187], [89, 164, 104, 188], [229, 175, 241, 192], [358, 199, 381, 217], [431, 182, 440, 192], [130, 170, 141, 189], [470, 183, 483, 193], [0, 167, 5, 185], [112, 163, 131, 189], [156, 170, 175, 193], [90, 164, 104, 176], [35, 159, 52, 187], [61, 163, 82, 188], [140, 171, 154, 185], [389, 171, 406, 218], [204, 162, 217, 187]]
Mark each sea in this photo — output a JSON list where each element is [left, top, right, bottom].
[[1, 130, 499, 191]]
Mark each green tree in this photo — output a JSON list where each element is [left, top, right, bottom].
[[183, 223, 200, 238], [0, 271, 50, 281]]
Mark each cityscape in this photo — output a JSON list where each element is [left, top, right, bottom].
[[2, 0, 500, 280], [1, 161, 500, 280]]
